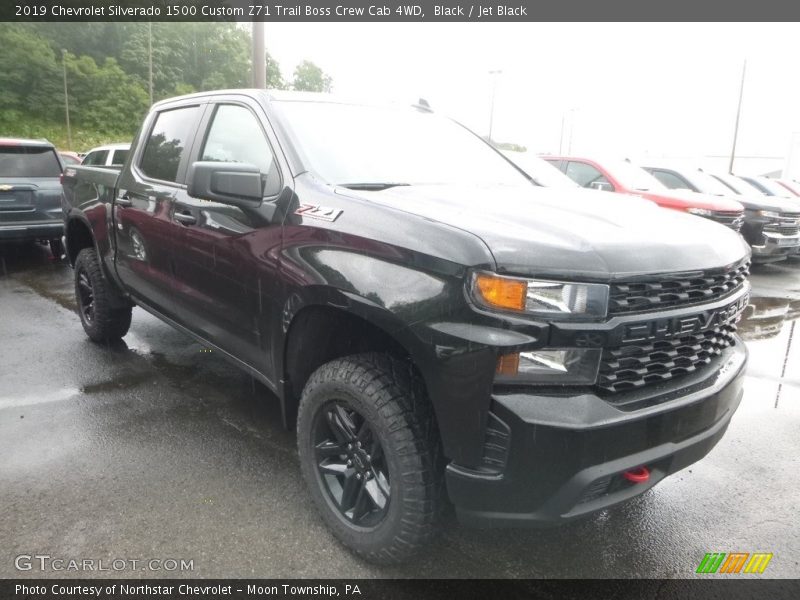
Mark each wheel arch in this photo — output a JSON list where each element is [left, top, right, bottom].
[[279, 296, 435, 431]]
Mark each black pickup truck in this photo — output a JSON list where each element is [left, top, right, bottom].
[[62, 90, 751, 564]]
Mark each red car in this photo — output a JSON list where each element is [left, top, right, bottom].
[[543, 156, 745, 231], [775, 179, 800, 197]]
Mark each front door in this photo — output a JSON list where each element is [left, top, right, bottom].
[[169, 100, 285, 373]]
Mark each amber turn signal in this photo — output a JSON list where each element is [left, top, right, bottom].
[[474, 273, 527, 311], [496, 353, 520, 376]]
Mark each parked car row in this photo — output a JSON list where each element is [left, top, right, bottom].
[[1, 141, 130, 256], [524, 154, 800, 263]]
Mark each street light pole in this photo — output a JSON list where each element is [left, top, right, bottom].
[[488, 69, 502, 145], [252, 22, 266, 88], [148, 22, 154, 105], [61, 49, 72, 150], [729, 60, 747, 174]]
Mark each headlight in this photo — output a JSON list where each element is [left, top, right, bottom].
[[687, 207, 713, 217], [470, 272, 609, 319], [757, 210, 781, 218], [496, 348, 602, 385]]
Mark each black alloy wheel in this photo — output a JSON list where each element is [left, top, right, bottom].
[[313, 401, 391, 528], [76, 267, 95, 324]]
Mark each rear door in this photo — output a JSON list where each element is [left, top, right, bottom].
[[113, 102, 205, 319]]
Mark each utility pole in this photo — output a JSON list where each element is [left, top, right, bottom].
[[729, 60, 747, 174], [488, 69, 502, 145], [567, 108, 577, 154], [252, 22, 266, 88], [148, 22, 154, 105], [61, 49, 72, 150]]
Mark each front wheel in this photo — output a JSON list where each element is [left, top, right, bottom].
[[297, 353, 443, 564], [74, 248, 132, 342]]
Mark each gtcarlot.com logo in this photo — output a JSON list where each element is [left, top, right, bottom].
[[696, 552, 773, 574], [14, 554, 194, 572]]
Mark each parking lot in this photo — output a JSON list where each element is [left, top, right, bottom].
[[1, 242, 798, 578]]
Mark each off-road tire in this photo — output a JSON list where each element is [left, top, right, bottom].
[[74, 248, 132, 342], [297, 353, 443, 564]]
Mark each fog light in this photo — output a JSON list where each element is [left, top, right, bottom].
[[495, 348, 602, 385]]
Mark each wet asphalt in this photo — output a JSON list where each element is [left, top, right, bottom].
[[0, 242, 798, 579]]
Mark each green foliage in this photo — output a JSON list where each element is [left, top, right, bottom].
[[0, 23, 332, 150], [266, 51, 287, 90], [292, 60, 333, 93], [482, 136, 527, 152]]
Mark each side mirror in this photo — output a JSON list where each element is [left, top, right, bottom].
[[590, 181, 614, 192], [187, 161, 263, 208]]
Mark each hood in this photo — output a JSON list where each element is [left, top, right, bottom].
[[732, 193, 800, 213], [639, 188, 744, 212], [337, 183, 750, 279]]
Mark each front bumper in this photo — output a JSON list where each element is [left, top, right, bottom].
[[446, 342, 747, 527], [0, 221, 63, 242], [749, 231, 800, 262]]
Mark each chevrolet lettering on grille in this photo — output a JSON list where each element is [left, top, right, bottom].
[[622, 293, 750, 344]]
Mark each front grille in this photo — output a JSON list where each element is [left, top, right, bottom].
[[765, 212, 800, 237], [608, 261, 750, 315], [709, 211, 744, 231], [597, 324, 737, 393]]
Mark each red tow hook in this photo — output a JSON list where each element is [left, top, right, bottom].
[[622, 466, 650, 484]]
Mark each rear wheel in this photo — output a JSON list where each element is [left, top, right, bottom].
[[74, 248, 132, 342], [297, 353, 443, 564]]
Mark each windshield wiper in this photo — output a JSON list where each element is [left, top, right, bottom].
[[337, 182, 411, 191]]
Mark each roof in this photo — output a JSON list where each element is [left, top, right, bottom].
[[153, 88, 431, 112], [0, 137, 54, 148], [84, 143, 130, 153]]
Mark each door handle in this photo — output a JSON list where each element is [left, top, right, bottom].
[[116, 193, 133, 207], [174, 211, 197, 226]]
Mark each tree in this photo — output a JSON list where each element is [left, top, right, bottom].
[[292, 60, 332, 93], [265, 51, 286, 90]]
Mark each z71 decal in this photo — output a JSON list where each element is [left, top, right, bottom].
[[294, 204, 343, 222]]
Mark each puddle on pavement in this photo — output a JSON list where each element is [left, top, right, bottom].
[[738, 294, 799, 407], [738, 296, 800, 341], [81, 371, 154, 394]]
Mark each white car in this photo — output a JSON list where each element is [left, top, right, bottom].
[[81, 143, 130, 168]]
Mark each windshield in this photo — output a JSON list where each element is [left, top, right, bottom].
[[684, 170, 738, 196], [273, 101, 530, 187], [605, 160, 666, 191], [711, 172, 765, 196], [502, 152, 578, 188], [750, 177, 794, 197], [0, 146, 61, 177]]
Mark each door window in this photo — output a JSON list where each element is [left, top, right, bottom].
[[110, 149, 129, 166], [649, 169, 694, 191], [82, 150, 108, 166], [565, 161, 612, 190], [201, 104, 281, 197], [140, 105, 201, 183]]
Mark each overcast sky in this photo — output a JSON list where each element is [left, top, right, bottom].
[[262, 22, 800, 172]]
